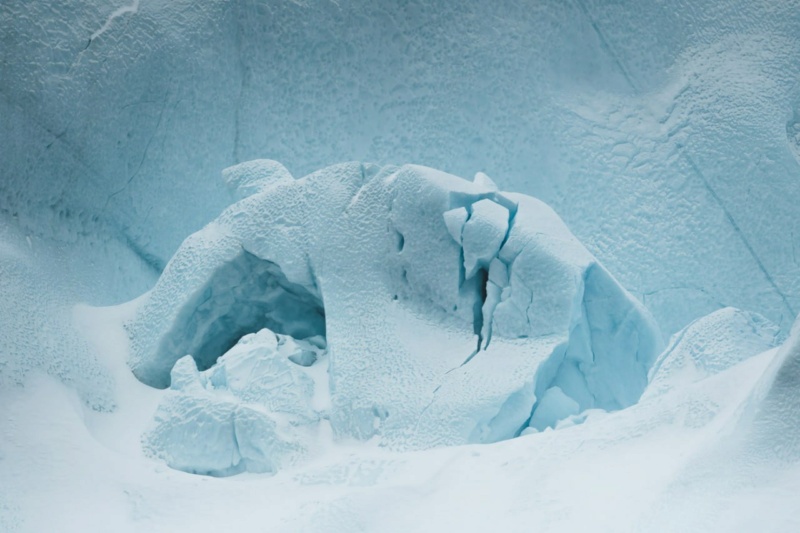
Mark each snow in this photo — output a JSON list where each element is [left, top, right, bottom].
[[3, 310, 800, 531]]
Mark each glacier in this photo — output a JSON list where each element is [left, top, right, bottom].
[[2, 0, 800, 531]]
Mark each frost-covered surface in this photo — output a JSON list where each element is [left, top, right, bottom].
[[3, 0, 800, 335], [129, 161, 661, 458]]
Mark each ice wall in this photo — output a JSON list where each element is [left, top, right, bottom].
[[2, 0, 800, 334]]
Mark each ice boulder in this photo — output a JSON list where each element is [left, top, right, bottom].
[[644, 307, 783, 398], [129, 160, 662, 457], [143, 328, 326, 476]]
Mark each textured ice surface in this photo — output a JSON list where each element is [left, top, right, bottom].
[[129, 160, 661, 462], [645, 307, 784, 398], [144, 328, 324, 476], [3, 0, 799, 338]]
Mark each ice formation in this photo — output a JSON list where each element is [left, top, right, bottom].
[[129, 160, 661, 470], [144, 329, 326, 476], [4, 0, 799, 341], [3, 1, 800, 529]]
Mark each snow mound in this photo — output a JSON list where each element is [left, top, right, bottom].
[[645, 307, 783, 398], [129, 161, 662, 462], [143, 328, 326, 476]]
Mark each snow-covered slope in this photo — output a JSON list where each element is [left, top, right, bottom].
[[0, 159, 798, 531]]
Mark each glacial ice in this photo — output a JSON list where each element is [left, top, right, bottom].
[[130, 160, 661, 470], [144, 328, 325, 476], [4, 0, 799, 341], [526, 386, 581, 432]]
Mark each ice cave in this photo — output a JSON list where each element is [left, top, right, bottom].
[[2, 0, 800, 531]]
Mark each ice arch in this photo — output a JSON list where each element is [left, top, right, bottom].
[[128, 160, 662, 454], [152, 250, 325, 374]]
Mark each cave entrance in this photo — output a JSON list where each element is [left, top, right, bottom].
[[159, 250, 325, 372]]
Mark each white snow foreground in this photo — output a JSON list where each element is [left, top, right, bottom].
[[129, 160, 663, 475]]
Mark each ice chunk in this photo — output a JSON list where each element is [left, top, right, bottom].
[[461, 198, 509, 280], [473, 172, 499, 191], [143, 328, 322, 476], [443, 207, 469, 245], [169, 354, 206, 391], [645, 307, 782, 398], [146, 390, 243, 476], [207, 330, 317, 422], [288, 349, 318, 367]]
